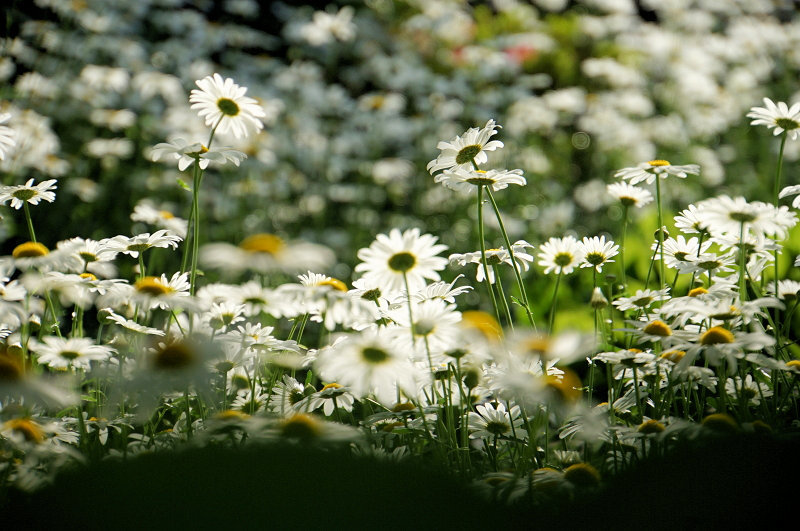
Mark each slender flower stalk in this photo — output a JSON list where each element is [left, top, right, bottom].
[[476, 185, 502, 326], [485, 189, 536, 328]]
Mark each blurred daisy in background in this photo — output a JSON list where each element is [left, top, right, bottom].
[[0, 112, 16, 160], [200, 233, 335, 276], [747, 97, 800, 140], [606, 182, 653, 209]]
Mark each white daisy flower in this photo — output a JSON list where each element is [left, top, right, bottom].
[[131, 272, 193, 312], [578, 235, 618, 273], [725, 374, 772, 406], [189, 73, 266, 139], [747, 97, 800, 140], [537, 236, 584, 275], [435, 167, 525, 193], [100, 308, 166, 336], [0, 178, 57, 209], [426, 119, 504, 174], [695, 195, 797, 241], [655, 236, 711, 273], [107, 230, 182, 258], [314, 328, 421, 407], [674, 204, 711, 234], [778, 184, 800, 209], [32, 336, 115, 370], [355, 228, 448, 293], [303, 383, 356, 416], [614, 159, 700, 186], [0, 112, 17, 160], [467, 401, 526, 441], [150, 138, 246, 171], [449, 241, 535, 284], [612, 288, 670, 312], [606, 182, 653, 208]]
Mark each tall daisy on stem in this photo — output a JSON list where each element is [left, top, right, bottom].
[[538, 236, 584, 332], [747, 97, 800, 301], [615, 160, 699, 294], [156, 73, 265, 295], [607, 183, 652, 290], [428, 121, 535, 327]]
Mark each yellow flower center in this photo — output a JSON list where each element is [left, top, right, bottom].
[[700, 326, 734, 345], [319, 278, 348, 292], [152, 342, 195, 370], [135, 276, 173, 296], [563, 463, 601, 488], [545, 369, 582, 402], [159, 210, 175, 219], [643, 320, 672, 337], [647, 160, 670, 166], [0, 355, 24, 382], [688, 287, 708, 297], [279, 414, 321, 439], [701, 413, 738, 433], [459, 311, 502, 341], [239, 233, 285, 255], [214, 410, 249, 421], [80, 272, 97, 281], [12, 241, 49, 258], [660, 350, 686, 363], [321, 383, 342, 391], [638, 419, 665, 434], [4, 418, 45, 443]]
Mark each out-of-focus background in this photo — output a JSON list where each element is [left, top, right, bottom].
[[2, 0, 799, 284]]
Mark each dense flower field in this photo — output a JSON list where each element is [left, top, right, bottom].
[[1, 0, 800, 515]]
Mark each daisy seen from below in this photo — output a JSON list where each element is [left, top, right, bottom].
[[449, 241, 535, 284], [150, 138, 246, 171], [747, 97, 800, 140], [0, 179, 57, 209], [614, 160, 700, 185], [435, 168, 525, 193], [355, 228, 448, 293], [33, 336, 115, 371], [313, 328, 420, 407], [578, 236, 619, 273], [189, 73, 266, 139], [537, 236, 584, 275], [606, 182, 653, 208], [427, 119, 504, 174], [107, 230, 182, 258], [0, 112, 16, 160]]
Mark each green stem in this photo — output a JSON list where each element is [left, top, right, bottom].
[[189, 164, 203, 295], [620, 205, 628, 290], [654, 176, 666, 294], [476, 186, 502, 326], [22, 202, 36, 242], [485, 189, 536, 328], [547, 270, 563, 333], [492, 264, 514, 330]]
